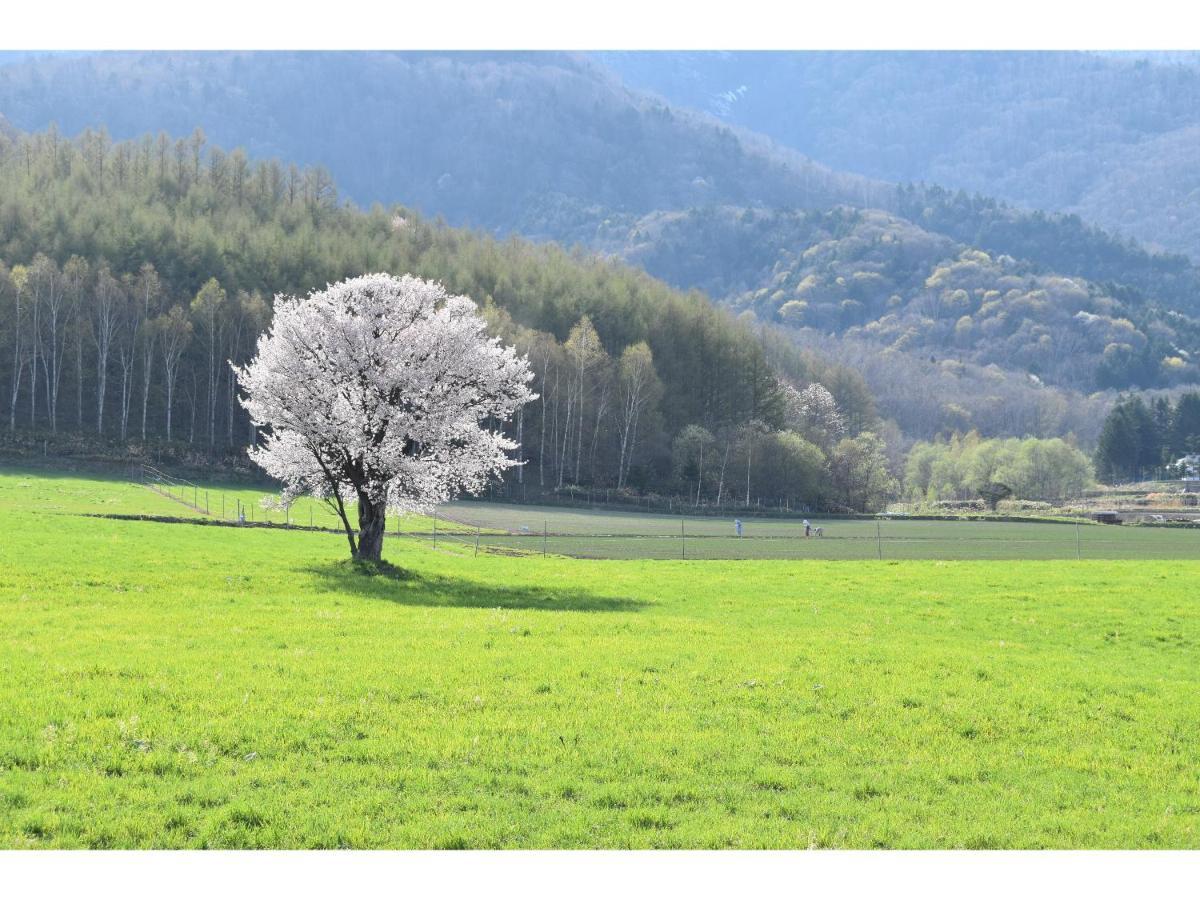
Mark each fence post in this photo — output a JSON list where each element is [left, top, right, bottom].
[[876, 520, 883, 560], [544, 519, 548, 558], [432, 512, 437, 549], [475, 526, 480, 558], [681, 517, 686, 560], [1076, 521, 1081, 560], [221, 493, 225, 519], [205, 491, 209, 515]]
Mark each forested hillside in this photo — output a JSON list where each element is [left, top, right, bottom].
[[599, 51, 1200, 259], [593, 204, 1200, 394], [0, 127, 888, 509]]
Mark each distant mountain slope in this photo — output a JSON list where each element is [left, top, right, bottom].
[[596, 51, 1200, 259], [590, 204, 1200, 392], [0, 51, 885, 236], [3, 51, 1194, 312]]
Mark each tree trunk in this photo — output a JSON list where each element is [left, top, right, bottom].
[[141, 350, 153, 441], [96, 353, 108, 434], [165, 373, 174, 441], [355, 496, 387, 562], [76, 333, 84, 430], [516, 407, 524, 484], [716, 441, 730, 507], [745, 437, 753, 506]]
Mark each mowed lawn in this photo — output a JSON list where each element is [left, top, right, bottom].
[[0, 471, 1198, 848]]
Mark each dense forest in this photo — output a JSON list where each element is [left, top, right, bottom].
[[0, 127, 892, 510]]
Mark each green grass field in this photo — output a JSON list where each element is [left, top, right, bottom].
[[1, 468, 1198, 848]]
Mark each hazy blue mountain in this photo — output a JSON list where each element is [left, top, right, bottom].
[[0, 51, 884, 236], [596, 51, 1200, 259]]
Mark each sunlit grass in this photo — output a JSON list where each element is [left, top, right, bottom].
[[0, 469, 1197, 848]]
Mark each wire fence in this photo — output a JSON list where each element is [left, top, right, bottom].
[[134, 467, 1200, 561], [427, 512, 1200, 561]]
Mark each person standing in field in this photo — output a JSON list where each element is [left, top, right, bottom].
[[735, 518, 743, 538], [803, 518, 811, 538]]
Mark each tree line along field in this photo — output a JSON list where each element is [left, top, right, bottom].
[[0, 468, 1198, 848]]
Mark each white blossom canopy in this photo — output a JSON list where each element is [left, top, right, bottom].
[[234, 273, 536, 514]]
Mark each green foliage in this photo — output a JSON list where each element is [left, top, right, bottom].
[[906, 432, 1094, 502], [829, 432, 898, 513]]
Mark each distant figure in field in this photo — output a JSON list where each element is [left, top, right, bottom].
[[813, 525, 824, 537], [803, 519, 811, 538], [735, 518, 743, 538]]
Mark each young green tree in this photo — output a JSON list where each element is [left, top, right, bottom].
[[830, 432, 898, 513], [190, 278, 228, 447], [615, 342, 662, 490], [672, 424, 716, 504]]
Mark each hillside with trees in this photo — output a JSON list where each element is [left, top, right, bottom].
[[0, 127, 889, 510], [593, 204, 1200, 395]]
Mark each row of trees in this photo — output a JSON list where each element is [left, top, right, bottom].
[[1, 255, 267, 446], [904, 432, 1095, 505], [1093, 392, 1200, 482], [486, 306, 893, 508]]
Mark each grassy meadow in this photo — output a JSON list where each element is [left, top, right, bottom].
[[0, 468, 1198, 848]]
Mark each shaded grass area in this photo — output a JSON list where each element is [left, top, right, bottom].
[[0, 470, 1198, 848], [307, 559, 646, 613]]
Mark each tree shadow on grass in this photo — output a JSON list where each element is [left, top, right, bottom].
[[303, 559, 647, 613]]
